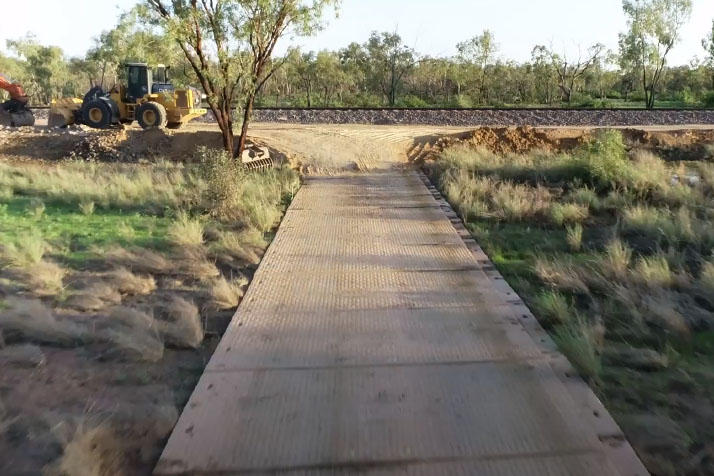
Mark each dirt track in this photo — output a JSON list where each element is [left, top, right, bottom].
[[4, 122, 714, 170]]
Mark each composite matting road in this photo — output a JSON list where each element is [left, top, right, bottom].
[[155, 172, 647, 475]]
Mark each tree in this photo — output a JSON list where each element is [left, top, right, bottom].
[[620, 0, 692, 109], [145, 0, 337, 157], [365, 32, 416, 106], [703, 19, 714, 89], [549, 43, 605, 104], [531, 45, 558, 104], [457, 30, 498, 104], [6, 35, 72, 104]]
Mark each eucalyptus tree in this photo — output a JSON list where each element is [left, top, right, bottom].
[[457, 30, 498, 104], [620, 0, 692, 108], [145, 0, 338, 156]]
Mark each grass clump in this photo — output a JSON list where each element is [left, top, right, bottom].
[[168, 211, 204, 247], [2, 230, 48, 267], [553, 316, 602, 382], [532, 291, 571, 325], [566, 224, 583, 251], [210, 276, 246, 310], [551, 203, 589, 226], [159, 296, 204, 349], [102, 307, 164, 362], [0, 297, 85, 346], [78, 200, 95, 216], [632, 255, 675, 288], [45, 422, 125, 476]]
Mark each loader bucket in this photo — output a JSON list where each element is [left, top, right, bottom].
[[0, 109, 35, 127], [49, 98, 83, 128]]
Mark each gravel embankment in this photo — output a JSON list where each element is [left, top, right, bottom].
[[251, 108, 714, 126]]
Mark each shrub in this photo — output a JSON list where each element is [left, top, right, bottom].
[[575, 129, 631, 190]]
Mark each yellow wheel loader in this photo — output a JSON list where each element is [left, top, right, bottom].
[[50, 63, 206, 129]]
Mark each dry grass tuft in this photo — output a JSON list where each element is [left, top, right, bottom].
[[101, 307, 164, 362], [699, 259, 714, 295], [66, 283, 122, 312], [106, 247, 171, 275], [20, 261, 66, 296], [599, 238, 633, 280], [533, 256, 589, 293], [213, 231, 262, 265], [0, 344, 46, 367], [209, 276, 246, 310], [105, 268, 156, 296], [159, 296, 204, 349], [0, 297, 85, 346], [44, 422, 125, 476], [633, 255, 675, 288], [2, 230, 48, 267], [168, 211, 204, 247]]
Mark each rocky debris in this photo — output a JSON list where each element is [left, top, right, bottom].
[[251, 108, 714, 127]]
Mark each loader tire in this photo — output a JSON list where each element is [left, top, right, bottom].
[[137, 102, 168, 130], [83, 99, 113, 129]]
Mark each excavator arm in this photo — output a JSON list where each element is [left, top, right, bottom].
[[0, 75, 29, 103], [0, 74, 34, 127]]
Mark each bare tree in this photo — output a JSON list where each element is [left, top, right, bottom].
[[549, 43, 605, 104]]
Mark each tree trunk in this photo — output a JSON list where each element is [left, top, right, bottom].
[[237, 93, 255, 159]]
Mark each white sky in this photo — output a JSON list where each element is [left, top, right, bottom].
[[1, 0, 713, 65]]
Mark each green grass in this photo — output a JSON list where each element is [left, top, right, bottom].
[[0, 196, 171, 268], [430, 131, 714, 474]]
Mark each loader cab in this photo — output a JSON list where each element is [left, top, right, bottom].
[[125, 63, 152, 103], [152, 64, 175, 94]]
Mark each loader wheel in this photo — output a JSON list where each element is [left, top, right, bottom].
[[137, 102, 168, 129], [83, 99, 112, 129]]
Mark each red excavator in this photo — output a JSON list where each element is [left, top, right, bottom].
[[0, 74, 35, 127]]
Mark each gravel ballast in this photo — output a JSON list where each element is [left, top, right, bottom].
[[251, 108, 714, 127]]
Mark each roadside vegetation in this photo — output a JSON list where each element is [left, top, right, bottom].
[[0, 152, 299, 474], [427, 130, 714, 476]]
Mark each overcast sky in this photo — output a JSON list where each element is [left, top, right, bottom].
[[2, 0, 713, 65]]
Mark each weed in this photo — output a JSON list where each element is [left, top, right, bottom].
[[568, 187, 600, 210], [106, 247, 171, 275]]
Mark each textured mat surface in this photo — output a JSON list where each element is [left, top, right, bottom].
[[155, 172, 646, 475]]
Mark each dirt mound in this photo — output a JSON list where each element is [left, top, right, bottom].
[[415, 126, 714, 162], [0, 126, 225, 163]]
